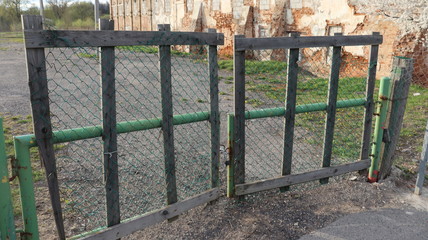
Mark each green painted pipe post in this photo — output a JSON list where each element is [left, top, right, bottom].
[[0, 118, 16, 240], [14, 139, 39, 240], [368, 77, 391, 182], [227, 114, 235, 197]]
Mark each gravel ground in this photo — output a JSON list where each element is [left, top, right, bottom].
[[0, 39, 412, 240]]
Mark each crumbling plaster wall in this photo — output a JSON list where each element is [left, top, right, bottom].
[[110, 0, 287, 56], [110, 0, 426, 83]]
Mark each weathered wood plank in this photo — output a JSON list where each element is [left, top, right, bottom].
[[360, 32, 380, 162], [414, 120, 428, 195], [80, 188, 220, 240], [159, 24, 178, 206], [22, 15, 66, 240], [320, 33, 342, 184], [208, 28, 220, 188], [379, 57, 414, 180], [234, 35, 246, 190], [235, 34, 383, 51], [236, 160, 371, 196], [23, 29, 224, 48], [100, 19, 121, 227], [281, 33, 300, 192]]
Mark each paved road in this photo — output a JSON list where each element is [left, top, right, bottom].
[[0, 43, 31, 115], [300, 189, 428, 240]]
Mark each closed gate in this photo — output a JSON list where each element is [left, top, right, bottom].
[[16, 15, 223, 239], [227, 33, 383, 197]]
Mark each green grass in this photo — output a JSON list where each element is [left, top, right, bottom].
[[117, 45, 159, 54], [77, 53, 98, 59], [218, 59, 287, 75], [244, 71, 427, 163], [1, 114, 40, 215], [394, 84, 428, 173], [117, 46, 196, 58], [0, 32, 24, 43], [0, 114, 72, 216]]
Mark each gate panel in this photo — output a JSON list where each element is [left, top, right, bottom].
[[21, 15, 223, 239], [229, 33, 382, 196]]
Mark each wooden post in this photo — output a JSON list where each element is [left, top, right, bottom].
[[415, 120, 428, 195], [233, 35, 246, 195], [100, 19, 121, 227], [379, 57, 414, 180], [158, 24, 178, 206], [320, 33, 342, 184], [208, 28, 220, 189], [360, 32, 380, 163], [280, 32, 300, 192], [22, 15, 66, 239]]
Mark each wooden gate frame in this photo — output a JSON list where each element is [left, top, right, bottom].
[[227, 33, 383, 197], [20, 15, 223, 239]]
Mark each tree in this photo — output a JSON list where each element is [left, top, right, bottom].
[[46, 0, 70, 19], [2, 0, 28, 21]]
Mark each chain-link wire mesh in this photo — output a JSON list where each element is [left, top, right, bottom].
[[41, 38, 215, 237], [243, 46, 368, 184]]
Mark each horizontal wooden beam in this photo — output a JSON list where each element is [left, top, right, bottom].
[[23, 30, 225, 48], [235, 159, 370, 196], [235, 35, 383, 51], [78, 188, 220, 240]]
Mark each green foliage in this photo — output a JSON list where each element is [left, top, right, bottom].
[[118, 46, 159, 54], [218, 59, 288, 75]]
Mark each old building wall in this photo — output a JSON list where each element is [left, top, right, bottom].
[[110, 0, 426, 83]]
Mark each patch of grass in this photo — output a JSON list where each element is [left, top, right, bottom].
[[117, 46, 159, 54], [0, 47, 8, 51], [226, 76, 234, 80], [394, 84, 428, 173], [218, 59, 287, 75], [219, 91, 228, 96], [171, 49, 191, 57], [77, 53, 98, 59], [245, 98, 264, 107], [225, 80, 233, 84], [1, 114, 70, 216], [196, 98, 207, 103], [0, 32, 23, 43], [181, 98, 189, 102]]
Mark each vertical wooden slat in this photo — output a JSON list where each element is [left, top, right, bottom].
[[100, 19, 120, 227], [208, 28, 220, 188], [415, 120, 428, 195], [234, 35, 246, 191], [280, 32, 300, 192], [22, 15, 66, 240], [360, 32, 380, 162], [159, 24, 178, 205], [379, 57, 414, 180], [320, 33, 342, 184]]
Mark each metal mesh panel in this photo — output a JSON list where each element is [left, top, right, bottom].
[[243, 46, 367, 182], [43, 43, 214, 236]]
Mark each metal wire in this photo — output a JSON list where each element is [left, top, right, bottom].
[[243, 47, 367, 183], [43, 37, 213, 236]]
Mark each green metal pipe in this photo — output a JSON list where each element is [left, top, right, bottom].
[[226, 114, 235, 198], [14, 138, 39, 240], [0, 118, 16, 240], [15, 111, 210, 147], [368, 77, 391, 182], [244, 98, 366, 120]]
